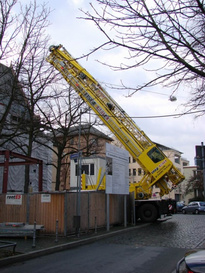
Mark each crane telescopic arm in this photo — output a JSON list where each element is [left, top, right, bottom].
[[46, 45, 184, 199]]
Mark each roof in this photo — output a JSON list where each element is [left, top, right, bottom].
[[155, 142, 183, 154], [55, 123, 113, 141]]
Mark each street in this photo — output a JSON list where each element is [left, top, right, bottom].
[[1, 214, 205, 273]]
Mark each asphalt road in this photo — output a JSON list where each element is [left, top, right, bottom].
[[1, 214, 205, 273], [0, 244, 185, 273]]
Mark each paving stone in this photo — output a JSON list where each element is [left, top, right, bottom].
[[103, 214, 205, 249]]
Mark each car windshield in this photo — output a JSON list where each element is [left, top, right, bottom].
[[199, 202, 205, 206]]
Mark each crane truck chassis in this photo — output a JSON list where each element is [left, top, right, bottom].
[[46, 45, 184, 222]]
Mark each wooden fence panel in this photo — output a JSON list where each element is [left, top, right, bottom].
[[65, 192, 77, 234], [29, 193, 65, 234], [0, 192, 126, 235], [80, 193, 89, 231], [109, 195, 124, 225], [0, 194, 27, 223], [87, 192, 106, 229]]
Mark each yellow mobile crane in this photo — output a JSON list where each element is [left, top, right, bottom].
[[47, 45, 184, 222]]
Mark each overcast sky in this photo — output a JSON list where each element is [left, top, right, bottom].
[[42, 0, 205, 165]]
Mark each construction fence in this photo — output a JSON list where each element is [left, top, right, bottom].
[[0, 192, 128, 235]]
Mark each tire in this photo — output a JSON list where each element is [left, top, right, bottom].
[[138, 203, 158, 223], [195, 209, 199, 214], [182, 209, 186, 214]]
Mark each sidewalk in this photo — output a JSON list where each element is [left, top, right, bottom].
[[0, 224, 147, 267]]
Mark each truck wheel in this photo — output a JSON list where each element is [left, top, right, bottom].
[[139, 203, 158, 223]]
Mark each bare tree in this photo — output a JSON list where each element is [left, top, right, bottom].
[[185, 170, 204, 200], [0, 0, 19, 61], [0, 0, 55, 192], [0, 0, 22, 136], [38, 82, 109, 191], [18, 2, 55, 193], [0, 0, 53, 137], [16, 1, 54, 192], [37, 84, 85, 191], [81, 0, 205, 112]]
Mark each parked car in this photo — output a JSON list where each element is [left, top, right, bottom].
[[176, 201, 185, 212], [182, 201, 205, 214], [176, 249, 205, 273]]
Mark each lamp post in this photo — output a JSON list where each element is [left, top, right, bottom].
[[75, 110, 82, 237]]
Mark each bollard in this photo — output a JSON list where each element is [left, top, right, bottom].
[[55, 219, 59, 243], [32, 221, 36, 248]]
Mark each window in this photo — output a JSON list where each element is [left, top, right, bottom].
[[192, 203, 197, 206], [90, 163, 94, 175], [82, 165, 89, 175], [147, 147, 164, 163], [75, 163, 95, 176], [174, 154, 180, 164], [138, 168, 142, 176], [129, 169, 131, 176], [133, 169, 136, 176], [133, 158, 136, 163]]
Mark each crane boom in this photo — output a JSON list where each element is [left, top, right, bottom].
[[46, 45, 184, 200]]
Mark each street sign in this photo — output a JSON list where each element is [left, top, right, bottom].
[[70, 153, 81, 160]]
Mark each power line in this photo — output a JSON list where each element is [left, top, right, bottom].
[[91, 109, 204, 119], [130, 110, 204, 119], [101, 81, 186, 99]]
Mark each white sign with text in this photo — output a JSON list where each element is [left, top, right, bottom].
[[106, 143, 129, 195], [6, 194, 22, 205], [41, 194, 51, 203]]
